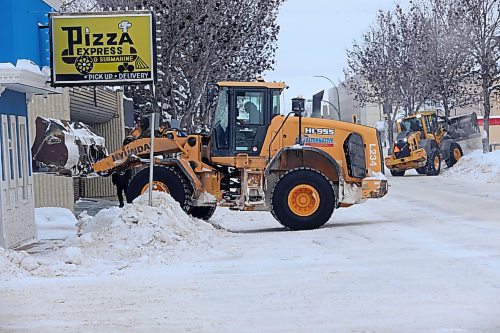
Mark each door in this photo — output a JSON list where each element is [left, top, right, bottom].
[[234, 89, 267, 155]]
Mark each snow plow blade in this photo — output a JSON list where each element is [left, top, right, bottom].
[[31, 117, 107, 177]]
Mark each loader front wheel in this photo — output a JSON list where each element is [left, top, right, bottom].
[[425, 148, 441, 176], [415, 166, 427, 175], [445, 142, 463, 168], [126, 165, 193, 211], [271, 168, 335, 231], [189, 206, 216, 221]]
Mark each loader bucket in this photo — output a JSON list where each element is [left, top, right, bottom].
[[31, 117, 108, 177], [443, 112, 482, 152]]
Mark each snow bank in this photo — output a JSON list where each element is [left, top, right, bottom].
[[442, 149, 500, 183], [35, 207, 78, 240], [72, 192, 218, 265], [1, 192, 220, 280]]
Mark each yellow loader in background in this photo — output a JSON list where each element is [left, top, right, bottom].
[[385, 111, 480, 176]]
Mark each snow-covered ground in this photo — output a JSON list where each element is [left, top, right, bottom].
[[1, 152, 499, 332]]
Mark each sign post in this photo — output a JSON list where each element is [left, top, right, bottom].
[[49, 11, 158, 206]]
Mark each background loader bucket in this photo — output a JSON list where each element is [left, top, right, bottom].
[[443, 113, 482, 152], [31, 117, 108, 177]]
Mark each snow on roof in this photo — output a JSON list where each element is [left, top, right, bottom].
[[42, 0, 63, 10], [0, 59, 60, 94]]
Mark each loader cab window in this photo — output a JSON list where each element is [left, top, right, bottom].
[[425, 114, 438, 134], [236, 92, 264, 125], [235, 90, 265, 152], [272, 91, 281, 117], [213, 88, 230, 150], [400, 118, 422, 134]]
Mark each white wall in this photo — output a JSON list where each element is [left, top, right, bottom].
[[0, 114, 36, 249]]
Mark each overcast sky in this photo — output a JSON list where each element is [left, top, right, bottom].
[[265, 0, 409, 107]]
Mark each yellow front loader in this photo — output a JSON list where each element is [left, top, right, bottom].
[[385, 111, 479, 176], [89, 81, 388, 230]]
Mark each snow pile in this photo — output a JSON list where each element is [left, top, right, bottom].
[[0, 192, 221, 279], [35, 207, 78, 240], [0, 248, 52, 279], [73, 192, 218, 264], [443, 149, 500, 183]]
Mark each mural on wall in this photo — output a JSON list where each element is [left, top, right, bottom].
[[31, 117, 107, 177]]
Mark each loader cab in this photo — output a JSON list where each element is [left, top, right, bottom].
[[397, 112, 444, 142], [211, 81, 286, 157], [398, 116, 424, 136]]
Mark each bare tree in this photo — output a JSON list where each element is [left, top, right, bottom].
[[391, 4, 433, 116], [419, 0, 478, 119], [461, 0, 500, 152], [96, 0, 283, 131], [346, 10, 401, 146], [61, 0, 98, 11]]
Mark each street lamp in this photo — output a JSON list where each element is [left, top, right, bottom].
[[313, 75, 341, 120]]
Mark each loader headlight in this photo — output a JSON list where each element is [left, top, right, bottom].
[[403, 138, 408, 142]]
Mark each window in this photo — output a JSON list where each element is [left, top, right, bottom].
[[400, 118, 422, 133], [0, 116, 6, 182], [10, 116, 18, 182], [343, 133, 367, 179], [18, 119, 29, 200], [235, 91, 265, 152], [212, 88, 229, 150], [272, 91, 281, 116], [236, 91, 265, 125]]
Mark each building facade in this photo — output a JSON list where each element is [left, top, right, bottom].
[[0, 0, 62, 248]]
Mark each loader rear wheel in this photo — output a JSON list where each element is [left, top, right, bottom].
[[390, 169, 406, 177], [271, 168, 335, 231], [189, 206, 216, 221], [445, 142, 463, 168], [425, 148, 441, 176], [126, 165, 193, 211]]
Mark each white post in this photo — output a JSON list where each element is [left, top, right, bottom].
[[148, 83, 158, 206]]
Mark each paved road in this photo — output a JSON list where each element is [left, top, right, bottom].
[[1, 173, 500, 332]]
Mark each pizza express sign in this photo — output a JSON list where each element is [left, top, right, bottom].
[[50, 12, 156, 86]]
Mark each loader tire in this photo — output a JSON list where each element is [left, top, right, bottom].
[[390, 169, 406, 177], [425, 148, 441, 176], [415, 167, 427, 175], [189, 206, 216, 221], [270, 168, 335, 231], [126, 165, 193, 211], [445, 142, 463, 168]]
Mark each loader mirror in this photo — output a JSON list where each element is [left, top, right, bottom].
[[292, 96, 305, 116]]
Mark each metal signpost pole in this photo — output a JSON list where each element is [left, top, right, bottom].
[[148, 83, 157, 207]]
